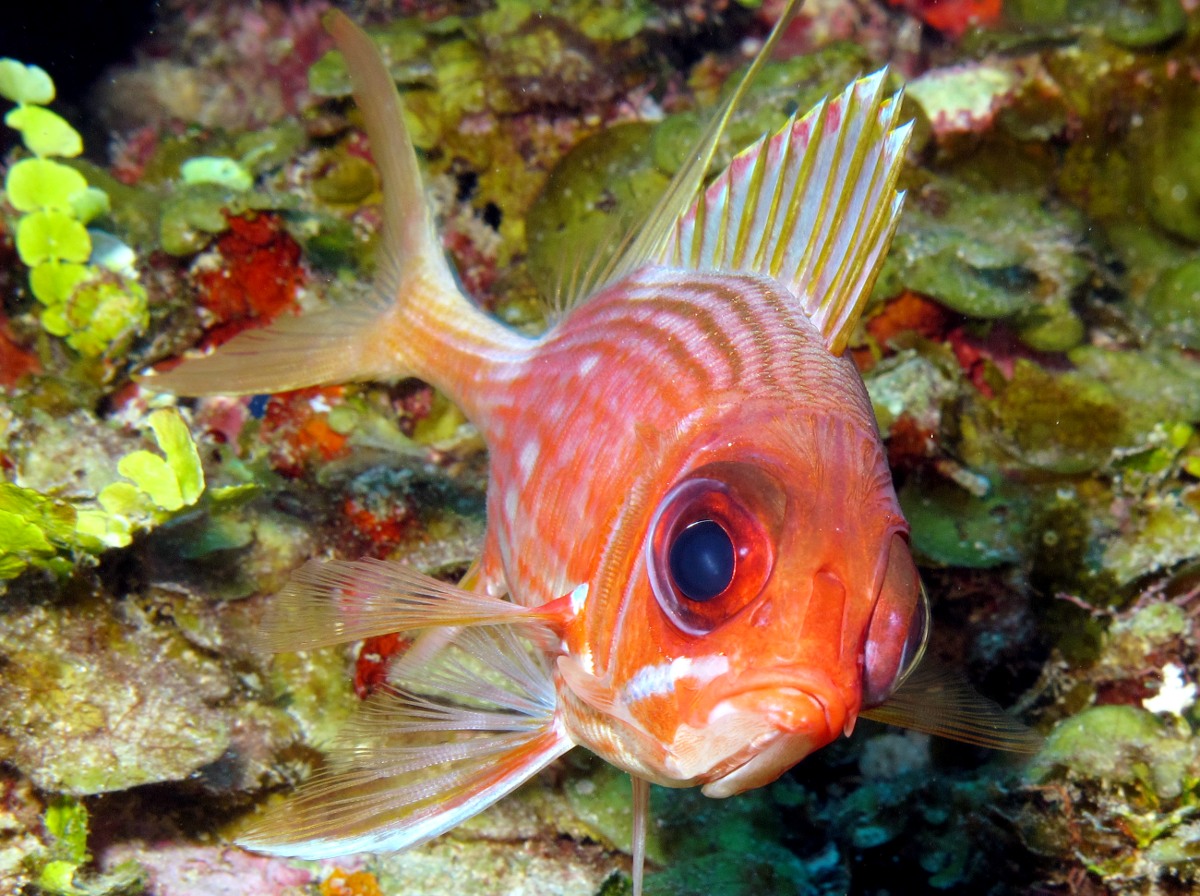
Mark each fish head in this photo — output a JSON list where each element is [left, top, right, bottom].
[[577, 396, 927, 795]]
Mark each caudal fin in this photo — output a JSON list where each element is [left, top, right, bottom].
[[144, 11, 508, 397]]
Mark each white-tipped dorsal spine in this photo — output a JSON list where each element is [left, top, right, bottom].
[[662, 71, 912, 356]]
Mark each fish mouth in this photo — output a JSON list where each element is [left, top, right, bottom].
[[700, 728, 818, 798], [670, 683, 842, 796]]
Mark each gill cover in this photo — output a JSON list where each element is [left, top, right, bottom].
[[862, 533, 928, 708]]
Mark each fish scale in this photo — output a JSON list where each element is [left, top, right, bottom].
[[146, 4, 1040, 893], [483, 268, 882, 633]]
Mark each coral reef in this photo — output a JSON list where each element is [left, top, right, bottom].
[[4, 1, 1200, 895]]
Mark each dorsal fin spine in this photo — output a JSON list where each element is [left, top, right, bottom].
[[661, 70, 911, 356]]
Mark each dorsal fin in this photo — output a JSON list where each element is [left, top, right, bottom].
[[660, 71, 912, 355], [559, 0, 806, 310]]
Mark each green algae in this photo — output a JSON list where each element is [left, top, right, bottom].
[[1143, 257, 1200, 349], [565, 760, 665, 864], [960, 360, 1127, 475], [526, 44, 876, 302], [525, 122, 666, 300], [874, 176, 1089, 347], [1009, 0, 1189, 47], [900, 477, 1027, 569]]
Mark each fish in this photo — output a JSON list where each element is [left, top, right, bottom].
[[147, 3, 1039, 892]]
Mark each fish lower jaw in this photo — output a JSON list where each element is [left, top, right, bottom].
[[665, 688, 839, 794], [698, 730, 818, 797]]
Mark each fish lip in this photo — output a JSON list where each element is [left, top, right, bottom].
[[700, 729, 816, 797], [676, 684, 839, 795], [687, 668, 844, 734]]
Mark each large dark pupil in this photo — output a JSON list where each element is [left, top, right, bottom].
[[669, 519, 735, 602]]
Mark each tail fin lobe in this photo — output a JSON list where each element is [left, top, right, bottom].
[[144, 12, 521, 399]]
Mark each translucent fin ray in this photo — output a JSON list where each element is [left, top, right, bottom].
[[322, 9, 441, 296], [141, 302, 389, 396], [560, 0, 805, 309], [238, 626, 573, 858], [631, 776, 650, 896], [860, 660, 1043, 754], [661, 70, 912, 355], [257, 558, 564, 653], [143, 10, 477, 397]]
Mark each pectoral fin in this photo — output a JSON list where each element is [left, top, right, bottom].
[[255, 557, 567, 653], [860, 659, 1042, 753], [238, 625, 573, 858]]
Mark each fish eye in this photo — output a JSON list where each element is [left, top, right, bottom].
[[669, 520, 735, 602], [646, 464, 783, 635]]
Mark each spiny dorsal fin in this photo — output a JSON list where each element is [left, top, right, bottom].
[[860, 659, 1043, 754], [565, 0, 806, 309], [660, 71, 911, 356]]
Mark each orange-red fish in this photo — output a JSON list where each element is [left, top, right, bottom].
[[150, 4, 1036, 892]]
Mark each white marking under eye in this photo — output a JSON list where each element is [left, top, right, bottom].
[[624, 655, 730, 704], [519, 441, 540, 478], [570, 583, 589, 614]]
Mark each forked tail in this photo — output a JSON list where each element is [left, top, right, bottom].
[[144, 12, 526, 401]]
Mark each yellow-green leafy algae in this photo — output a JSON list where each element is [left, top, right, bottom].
[[34, 797, 143, 896], [0, 408, 206, 586], [0, 58, 148, 360]]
